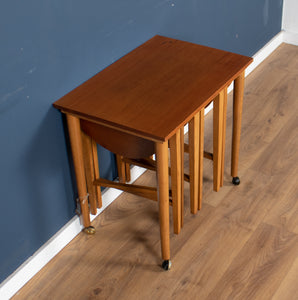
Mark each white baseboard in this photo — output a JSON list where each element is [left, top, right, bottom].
[[0, 30, 290, 300], [283, 30, 298, 46], [245, 31, 284, 77]]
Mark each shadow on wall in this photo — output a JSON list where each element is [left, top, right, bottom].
[[21, 107, 76, 242], [21, 107, 118, 242]]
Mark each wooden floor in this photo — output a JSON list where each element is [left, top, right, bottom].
[[13, 43, 298, 300]]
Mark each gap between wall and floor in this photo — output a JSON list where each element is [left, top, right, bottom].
[[1, 29, 297, 300]]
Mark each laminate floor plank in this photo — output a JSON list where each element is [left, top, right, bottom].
[[250, 114, 298, 177], [206, 223, 298, 300], [264, 172, 298, 234], [272, 255, 298, 300], [166, 209, 253, 299]]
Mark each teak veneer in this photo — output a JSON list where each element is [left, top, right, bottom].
[[53, 35, 252, 142]]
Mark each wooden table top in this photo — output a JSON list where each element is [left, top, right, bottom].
[[53, 35, 252, 142]]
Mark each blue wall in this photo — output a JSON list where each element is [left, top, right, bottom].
[[0, 0, 283, 284]]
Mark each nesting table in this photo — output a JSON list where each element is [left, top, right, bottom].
[[53, 35, 252, 269]]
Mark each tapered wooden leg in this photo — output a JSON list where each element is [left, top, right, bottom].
[[116, 154, 126, 183], [198, 109, 204, 210], [156, 141, 171, 267], [169, 131, 182, 234], [231, 71, 245, 184], [91, 139, 102, 208], [221, 87, 228, 187], [81, 132, 98, 215], [213, 90, 224, 192], [66, 114, 91, 229], [180, 127, 184, 227], [189, 113, 199, 213]]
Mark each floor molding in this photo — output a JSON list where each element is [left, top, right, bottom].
[[245, 31, 284, 77], [283, 30, 298, 46], [0, 30, 290, 300]]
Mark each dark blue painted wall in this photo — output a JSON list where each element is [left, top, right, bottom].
[[0, 0, 283, 283]]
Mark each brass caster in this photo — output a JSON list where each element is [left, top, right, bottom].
[[161, 259, 172, 271], [83, 226, 96, 235]]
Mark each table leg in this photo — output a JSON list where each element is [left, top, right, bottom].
[[91, 139, 102, 208], [189, 110, 204, 212], [189, 113, 199, 213], [169, 131, 182, 235], [221, 87, 228, 187], [231, 71, 245, 185], [198, 109, 204, 210], [66, 114, 94, 234], [116, 154, 126, 183], [116, 156, 131, 183], [156, 141, 171, 270], [125, 163, 131, 182], [81, 132, 98, 215], [213, 90, 224, 192], [180, 127, 184, 228]]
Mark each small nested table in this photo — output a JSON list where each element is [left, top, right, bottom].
[[53, 35, 252, 270]]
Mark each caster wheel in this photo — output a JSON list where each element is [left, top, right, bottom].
[[83, 226, 96, 235], [232, 177, 240, 185], [162, 260, 172, 271]]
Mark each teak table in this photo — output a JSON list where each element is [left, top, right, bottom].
[[53, 35, 252, 270]]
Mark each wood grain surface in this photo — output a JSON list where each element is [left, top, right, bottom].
[[14, 43, 298, 300], [53, 35, 252, 142]]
